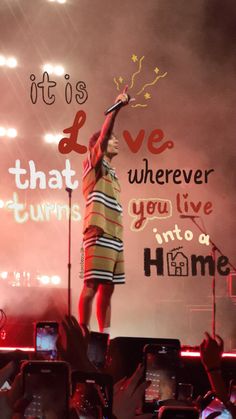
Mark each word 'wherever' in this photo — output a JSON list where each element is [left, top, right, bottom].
[[128, 158, 214, 185]]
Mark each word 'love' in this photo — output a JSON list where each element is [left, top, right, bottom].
[[58, 111, 174, 155]]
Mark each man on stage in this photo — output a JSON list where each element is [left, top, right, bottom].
[[78, 87, 130, 333]]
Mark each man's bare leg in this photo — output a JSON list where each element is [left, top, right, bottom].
[[96, 283, 115, 332], [78, 282, 98, 328]]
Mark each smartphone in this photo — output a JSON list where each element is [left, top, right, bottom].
[[87, 331, 109, 369], [177, 383, 193, 401], [71, 370, 113, 419], [23, 360, 70, 419], [143, 343, 181, 414], [0, 380, 11, 390], [35, 321, 58, 360], [201, 393, 229, 419], [229, 379, 236, 404], [158, 406, 199, 419]]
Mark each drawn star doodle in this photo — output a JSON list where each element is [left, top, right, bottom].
[[113, 55, 167, 108]]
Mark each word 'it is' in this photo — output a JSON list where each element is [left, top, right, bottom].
[[30, 72, 88, 105]]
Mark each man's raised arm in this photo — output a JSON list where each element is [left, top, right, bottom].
[[90, 87, 129, 167]]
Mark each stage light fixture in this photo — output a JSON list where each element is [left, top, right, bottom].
[[44, 133, 54, 143], [40, 275, 50, 285], [0, 347, 35, 352], [13, 272, 20, 285], [44, 133, 62, 144], [54, 65, 64, 76], [0, 56, 6, 66], [51, 275, 61, 285], [0, 200, 4, 208], [0, 56, 17, 68], [0, 127, 17, 138], [42, 64, 65, 76], [48, 0, 67, 3], [0, 127, 6, 136], [6, 57, 17, 68], [0, 272, 8, 280], [55, 134, 62, 143], [0, 270, 63, 287], [7, 128, 17, 138], [43, 63, 53, 74]]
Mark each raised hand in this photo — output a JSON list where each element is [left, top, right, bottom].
[[113, 364, 152, 419], [115, 84, 130, 105], [200, 332, 224, 371], [57, 315, 96, 372]]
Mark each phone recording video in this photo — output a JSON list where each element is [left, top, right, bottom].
[[71, 371, 113, 419], [177, 382, 193, 401], [35, 321, 58, 360], [229, 379, 236, 404], [158, 406, 199, 419], [87, 331, 109, 369], [23, 360, 70, 419], [143, 342, 181, 413], [0, 380, 11, 391]]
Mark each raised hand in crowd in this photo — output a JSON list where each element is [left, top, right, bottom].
[[0, 369, 32, 419], [200, 332, 224, 371], [200, 332, 236, 418], [113, 363, 152, 419], [57, 315, 96, 372]]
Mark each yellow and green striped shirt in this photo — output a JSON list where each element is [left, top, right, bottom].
[[82, 154, 123, 240]]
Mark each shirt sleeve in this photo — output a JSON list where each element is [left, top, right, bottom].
[[90, 139, 103, 168]]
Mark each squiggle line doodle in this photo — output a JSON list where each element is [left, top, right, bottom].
[[137, 71, 168, 95], [129, 56, 145, 89], [112, 55, 167, 109], [131, 104, 148, 108], [113, 77, 120, 91]]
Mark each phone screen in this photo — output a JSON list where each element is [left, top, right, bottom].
[[23, 361, 69, 419], [230, 383, 236, 404], [201, 398, 230, 419], [0, 380, 11, 391], [71, 371, 113, 419], [159, 406, 199, 419], [144, 345, 180, 410], [87, 332, 109, 369], [36, 322, 58, 360], [177, 383, 193, 401]]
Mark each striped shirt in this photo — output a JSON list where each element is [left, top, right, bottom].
[[82, 154, 123, 240]]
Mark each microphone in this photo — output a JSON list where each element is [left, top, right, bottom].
[[65, 187, 72, 195], [104, 95, 132, 115], [179, 215, 200, 219]]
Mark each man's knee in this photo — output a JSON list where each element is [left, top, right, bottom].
[[81, 281, 98, 300], [99, 283, 115, 299]]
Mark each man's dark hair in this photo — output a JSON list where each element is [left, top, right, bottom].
[[89, 131, 101, 150]]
